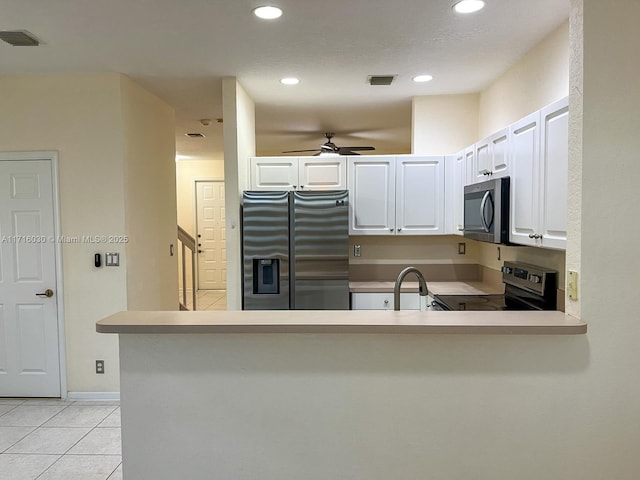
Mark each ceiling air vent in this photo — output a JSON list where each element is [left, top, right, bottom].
[[367, 75, 396, 86], [185, 133, 206, 138], [0, 30, 40, 46]]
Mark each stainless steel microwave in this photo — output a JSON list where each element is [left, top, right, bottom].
[[463, 176, 510, 244]]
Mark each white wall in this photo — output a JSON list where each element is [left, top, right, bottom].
[[222, 78, 255, 310], [411, 94, 479, 154]]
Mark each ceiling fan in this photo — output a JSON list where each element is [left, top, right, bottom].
[[282, 132, 376, 156]]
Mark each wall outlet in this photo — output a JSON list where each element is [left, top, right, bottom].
[[96, 360, 105, 374], [458, 243, 466, 255], [354, 245, 361, 257], [568, 271, 578, 300]]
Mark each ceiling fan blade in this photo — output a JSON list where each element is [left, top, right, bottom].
[[341, 146, 375, 151], [282, 149, 321, 153], [320, 144, 334, 151], [340, 151, 360, 155]]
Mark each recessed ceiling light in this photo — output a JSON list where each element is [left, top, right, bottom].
[[453, 0, 485, 14], [280, 77, 300, 85], [253, 6, 283, 20], [413, 75, 434, 83]]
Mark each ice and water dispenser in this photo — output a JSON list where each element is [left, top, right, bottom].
[[253, 259, 279, 294]]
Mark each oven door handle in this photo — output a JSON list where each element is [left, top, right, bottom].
[[480, 191, 493, 233]]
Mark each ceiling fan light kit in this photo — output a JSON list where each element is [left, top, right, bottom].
[[282, 132, 375, 156]]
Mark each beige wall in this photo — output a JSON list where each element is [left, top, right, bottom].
[[120, 76, 179, 311], [411, 94, 479, 154], [479, 21, 570, 138], [349, 235, 477, 265], [175, 159, 224, 290], [176, 160, 224, 235], [0, 73, 178, 394], [409, 21, 571, 284], [223, 78, 255, 310], [0, 74, 127, 392]]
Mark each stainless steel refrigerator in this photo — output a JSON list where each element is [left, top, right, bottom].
[[242, 190, 349, 310]]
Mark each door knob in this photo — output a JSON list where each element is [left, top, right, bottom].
[[198, 250, 203, 254], [36, 289, 54, 298]]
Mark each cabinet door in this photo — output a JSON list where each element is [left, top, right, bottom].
[[464, 147, 475, 186], [348, 156, 395, 235], [396, 156, 445, 235], [250, 157, 298, 190], [350, 292, 421, 310], [453, 151, 465, 235], [475, 139, 491, 181], [509, 112, 541, 246], [490, 128, 510, 178], [539, 97, 569, 249], [444, 152, 464, 235], [298, 157, 347, 190]]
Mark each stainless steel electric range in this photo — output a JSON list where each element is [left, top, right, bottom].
[[431, 261, 558, 311]]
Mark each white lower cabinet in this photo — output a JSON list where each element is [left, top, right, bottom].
[[348, 155, 445, 235], [351, 292, 434, 311]]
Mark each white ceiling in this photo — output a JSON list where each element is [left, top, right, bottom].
[[0, 0, 569, 160]]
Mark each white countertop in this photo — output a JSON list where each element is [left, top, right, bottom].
[[97, 310, 586, 335], [349, 281, 504, 295]]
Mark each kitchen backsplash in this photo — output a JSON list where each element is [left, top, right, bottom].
[[349, 234, 567, 287]]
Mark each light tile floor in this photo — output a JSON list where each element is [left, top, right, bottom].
[[183, 289, 226, 311], [0, 398, 122, 480]]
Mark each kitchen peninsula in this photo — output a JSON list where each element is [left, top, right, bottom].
[[98, 310, 585, 480]]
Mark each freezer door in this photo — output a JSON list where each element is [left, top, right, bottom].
[[291, 190, 350, 309], [242, 191, 290, 309]]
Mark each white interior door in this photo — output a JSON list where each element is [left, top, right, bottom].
[[196, 181, 226, 290], [0, 159, 60, 397]]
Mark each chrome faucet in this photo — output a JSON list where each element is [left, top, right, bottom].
[[394, 266, 428, 311]]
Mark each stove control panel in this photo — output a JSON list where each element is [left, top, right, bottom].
[[501, 261, 557, 296]]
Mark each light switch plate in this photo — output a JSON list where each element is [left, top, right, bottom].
[[105, 252, 120, 267], [568, 270, 578, 300]]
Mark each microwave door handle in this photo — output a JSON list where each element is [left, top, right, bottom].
[[480, 191, 491, 232]]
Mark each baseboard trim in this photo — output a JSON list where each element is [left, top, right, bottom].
[[67, 392, 121, 401]]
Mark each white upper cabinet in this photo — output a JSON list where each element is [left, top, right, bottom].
[[444, 150, 471, 235], [395, 156, 445, 235], [250, 157, 298, 190], [453, 151, 466, 235], [250, 156, 347, 191], [510, 111, 541, 246], [464, 147, 475, 186], [509, 97, 568, 249], [539, 97, 569, 249], [348, 156, 396, 235], [348, 155, 444, 235], [298, 157, 347, 190], [474, 127, 510, 182]]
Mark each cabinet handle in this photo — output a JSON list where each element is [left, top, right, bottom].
[[389, 228, 393, 232], [300, 185, 305, 189], [293, 185, 297, 189], [397, 228, 402, 232]]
